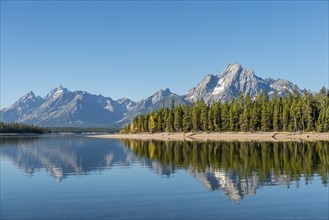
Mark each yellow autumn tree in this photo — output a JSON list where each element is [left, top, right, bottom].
[[149, 115, 156, 133]]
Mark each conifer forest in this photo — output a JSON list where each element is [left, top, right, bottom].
[[121, 88, 329, 133]]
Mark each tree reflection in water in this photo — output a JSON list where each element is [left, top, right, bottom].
[[1, 137, 328, 202], [121, 140, 329, 202]]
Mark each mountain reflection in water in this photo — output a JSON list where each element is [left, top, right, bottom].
[[1, 136, 328, 202], [121, 140, 328, 202], [0, 136, 136, 181]]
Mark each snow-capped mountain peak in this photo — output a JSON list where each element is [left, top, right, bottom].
[[186, 63, 300, 103], [46, 85, 70, 99]]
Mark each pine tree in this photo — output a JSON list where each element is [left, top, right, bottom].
[[200, 100, 208, 131], [156, 111, 163, 132], [162, 107, 169, 132], [229, 100, 241, 131], [182, 105, 192, 132], [207, 102, 214, 131], [240, 94, 251, 131], [282, 95, 291, 131], [221, 102, 230, 131], [315, 87, 328, 132], [272, 93, 281, 131], [251, 92, 262, 131], [261, 92, 272, 131], [261, 102, 270, 131], [174, 105, 183, 132], [290, 97, 300, 131], [167, 109, 174, 132], [212, 102, 221, 131], [191, 104, 200, 132], [303, 92, 316, 131]]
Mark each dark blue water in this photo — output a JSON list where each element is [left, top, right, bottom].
[[1, 135, 328, 219]]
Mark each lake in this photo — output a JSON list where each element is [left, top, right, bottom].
[[1, 135, 328, 219]]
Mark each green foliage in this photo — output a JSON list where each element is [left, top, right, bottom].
[[0, 122, 50, 134], [121, 88, 329, 133]]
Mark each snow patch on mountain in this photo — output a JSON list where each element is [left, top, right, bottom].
[[213, 77, 226, 95]]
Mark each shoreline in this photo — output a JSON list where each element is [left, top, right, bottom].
[[89, 132, 329, 142], [0, 133, 45, 136]]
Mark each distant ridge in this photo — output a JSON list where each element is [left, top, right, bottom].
[[1, 63, 301, 127]]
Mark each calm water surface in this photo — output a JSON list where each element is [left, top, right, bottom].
[[1, 135, 328, 219]]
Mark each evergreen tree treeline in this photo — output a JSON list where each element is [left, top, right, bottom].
[[121, 87, 329, 133], [0, 122, 50, 134]]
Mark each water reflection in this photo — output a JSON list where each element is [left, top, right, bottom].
[[121, 140, 329, 202], [1, 136, 328, 203], [0, 136, 135, 182]]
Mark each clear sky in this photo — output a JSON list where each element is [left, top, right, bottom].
[[1, 1, 328, 108]]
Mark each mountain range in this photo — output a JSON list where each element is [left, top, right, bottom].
[[1, 63, 300, 127]]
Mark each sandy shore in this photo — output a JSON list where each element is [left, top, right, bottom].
[[89, 132, 329, 142]]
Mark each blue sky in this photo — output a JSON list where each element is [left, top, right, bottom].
[[1, 1, 328, 108]]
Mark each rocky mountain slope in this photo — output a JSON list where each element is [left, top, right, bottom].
[[1, 63, 300, 127], [186, 63, 298, 103]]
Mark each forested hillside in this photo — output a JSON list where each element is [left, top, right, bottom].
[[121, 87, 329, 133]]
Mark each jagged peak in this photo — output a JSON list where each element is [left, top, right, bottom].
[[116, 97, 135, 104], [50, 84, 66, 92], [116, 97, 129, 102], [146, 88, 174, 104], [154, 88, 172, 96], [219, 62, 243, 78], [226, 62, 242, 69], [205, 73, 216, 78], [202, 74, 217, 82], [20, 91, 36, 100], [47, 84, 70, 99], [164, 88, 171, 94], [265, 77, 275, 82]]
